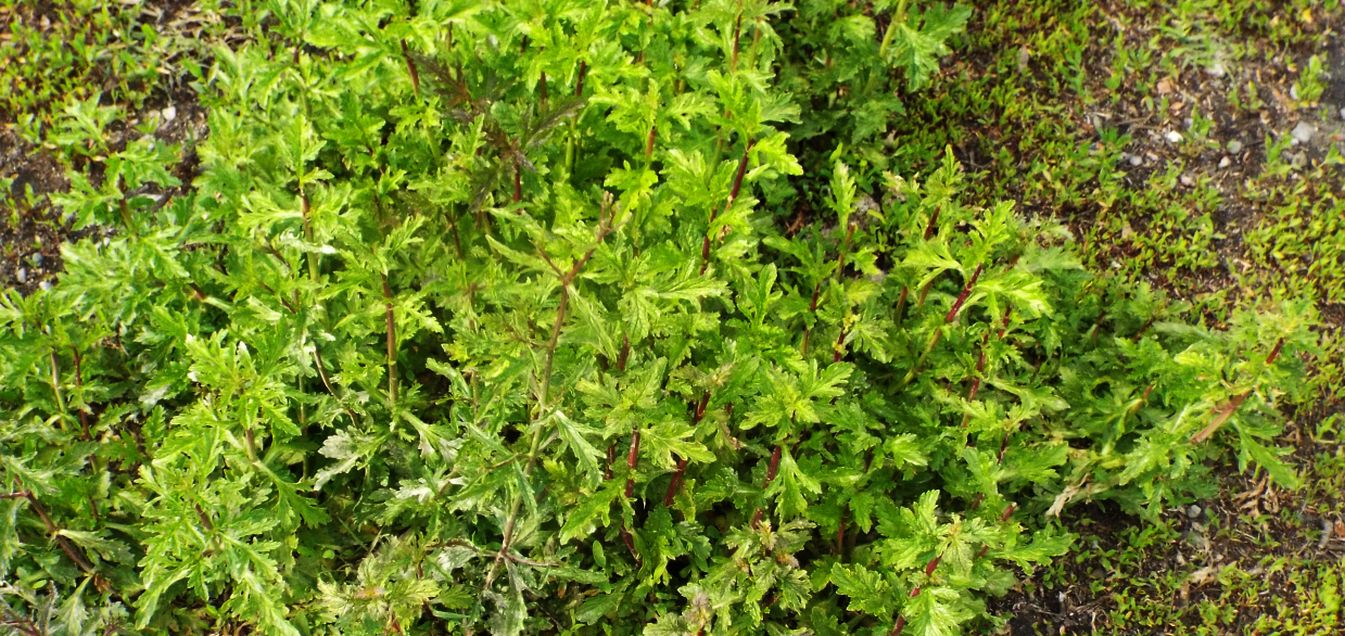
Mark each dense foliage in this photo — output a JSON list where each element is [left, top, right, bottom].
[[0, 0, 1316, 633]]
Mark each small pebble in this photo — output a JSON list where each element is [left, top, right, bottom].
[[1228, 139, 1243, 154], [161, 105, 177, 122], [1180, 174, 1195, 186], [1219, 156, 1232, 168], [1129, 154, 1142, 167], [1292, 121, 1316, 145], [1165, 130, 1184, 144], [15, 268, 26, 284], [1187, 504, 1202, 519], [39, 281, 52, 292], [1206, 62, 1226, 78], [1339, 107, 1345, 121]]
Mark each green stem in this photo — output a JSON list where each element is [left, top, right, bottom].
[[383, 274, 397, 407], [485, 210, 615, 589]]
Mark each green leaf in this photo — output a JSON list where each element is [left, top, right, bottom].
[[552, 409, 604, 482], [902, 586, 975, 636], [560, 483, 622, 543]]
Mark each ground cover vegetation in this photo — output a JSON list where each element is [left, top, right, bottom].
[[0, 0, 1337, 634], [878, 1, 1345, 631]]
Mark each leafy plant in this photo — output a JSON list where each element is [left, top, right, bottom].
[[0, 0, 1316, 634]]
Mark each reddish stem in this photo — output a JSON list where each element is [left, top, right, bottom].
[[730, 13, 743, 69], [624, 430, 641, 499], [945, 264, 984, 323], [997, 306, 1013, 339], [923, 208, 941, 240], [400, 40, 420, 94], [1265, 337, 1285, 365], [663, 457, 689, 507], [663, 392, 712, 506], [727, 140, 754, 204], [700, 141, 754, 273], [620, 525, 639, 563], [966, 333, 990, 403], [616, 336, 631, 373], [924, 555, 941, 577], [749, 444, 784, 527]]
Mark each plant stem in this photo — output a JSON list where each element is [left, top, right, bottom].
[[700, 140, 754, 274], [663, 391, 710, 506], [622, 428, 642, 562], [616, 335, 631, 373], [945, 264, 983, 323], [382, 274, 397, 407], [400, 39, 420, 95], [1190, 337, 1287, 444], [749, 443, 783, 527], [960, 311, 1009, 428], [800, 281, 823, 355], [485, 210, 615, 589], [5, 489, 106, 592], [624, 429, 641, 499], [69, 347, 91, 440]]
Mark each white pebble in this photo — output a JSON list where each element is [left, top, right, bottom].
[[162, 106, 177, 122], [1292, 121, 1316, 145], [1165, 130, 1183, 144], [1129, 154, 1142, 167], [1228, 140, 1243, 154], [1219, 157, 1232, 168], [15, 268, 26, 284], [1180, 174, 1194, 186]]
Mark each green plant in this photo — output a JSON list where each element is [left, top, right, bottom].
[[1292, 54, 1327, 106], [0, 0, 1319, 634]]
